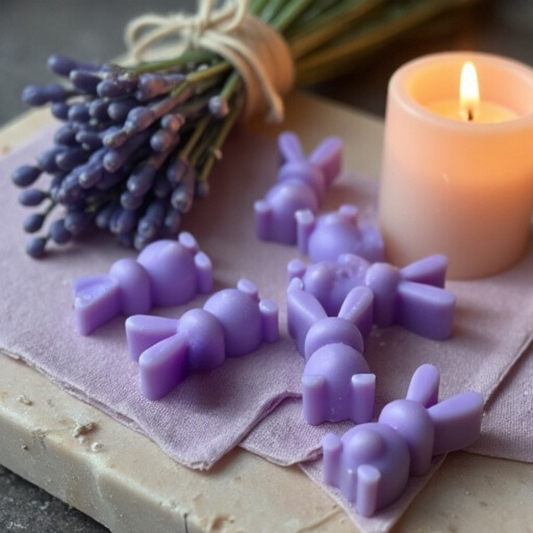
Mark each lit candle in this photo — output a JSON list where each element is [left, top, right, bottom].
[[426, 61, 517, 123], [379, 52, 533, 279]]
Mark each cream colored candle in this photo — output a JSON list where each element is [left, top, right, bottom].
[[379, 52, 533, 279]]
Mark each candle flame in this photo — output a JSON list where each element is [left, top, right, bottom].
[[460, 61, 479, 121]]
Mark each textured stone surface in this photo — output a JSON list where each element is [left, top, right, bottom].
[[0, 465, 107, 532]]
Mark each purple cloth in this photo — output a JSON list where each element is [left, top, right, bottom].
[[241, 397, 353, 465], [300, 456, 445, 533], [1, 126, 532, 532], [468, 340, 533, 462], [242, 244, 533, 465], [0, 127, 304, 470]]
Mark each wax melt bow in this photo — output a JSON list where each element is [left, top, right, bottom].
[[322, 364, 484, 516], [73, 232, 212, 335], [13, 0, 479, 257], [288, 253, 455, 340], [126, 278, 278, 400]]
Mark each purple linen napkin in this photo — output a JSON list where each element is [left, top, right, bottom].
[[1, 124, 532, 532], [241, 241, 533, 465], [468, 341, 533, 462], [0, 126, 308, 470]]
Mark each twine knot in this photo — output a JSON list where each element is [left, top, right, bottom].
[[125, 0, 294, 122]]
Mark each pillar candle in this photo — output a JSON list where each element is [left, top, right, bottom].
[[379, 52, 533, 279]]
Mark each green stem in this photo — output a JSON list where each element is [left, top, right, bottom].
[[190, 125, 213, 167], [260, 0, 287, 23], [289, 0, 385, 59], [170, 80, 191, 97], [180, 114, 211, 161], [197, 100, 242, 183], [250, 0, 270, 15], [270, 0, 315, 33], [44, 200, 56, 217], [129, 49, 215, 73], [220, 71, 242, 102], [187, 61, 232, 83], [194, 72, 230, 95], [177, 94, 212, 117], [295, 0, 455, 84]]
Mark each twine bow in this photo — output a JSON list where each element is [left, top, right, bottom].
[[125, 0, 294, 122]]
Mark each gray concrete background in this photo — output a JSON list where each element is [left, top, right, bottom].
[[0, 1, 532, 531]]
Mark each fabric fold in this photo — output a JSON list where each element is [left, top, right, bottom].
[[1, 125, 532, 530]]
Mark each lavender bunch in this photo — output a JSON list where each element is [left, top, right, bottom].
[[13, 0, 479, 257], [15, 52, 240, 257]]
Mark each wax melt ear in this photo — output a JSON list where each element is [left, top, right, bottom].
[[73, 275, 120, 336], [125, 315, 179, 362], [138, 334, 188, 400], [287, 281, 328, 356], [309, 137, 343, 186], [400, 254, 448, 287], [278, 131, 304, 164], [396, 282, 455, 340], [337, 286, 374, 339], [405, 364, 440, 407], [428, 391, 484, 455]]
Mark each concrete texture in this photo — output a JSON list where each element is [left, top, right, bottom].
[[0, 1, 531, 532], [0, 465, 105, 532]]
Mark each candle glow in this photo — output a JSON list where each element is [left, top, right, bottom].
[[379, 52, 533, 279], [460, 61, 479, 121]]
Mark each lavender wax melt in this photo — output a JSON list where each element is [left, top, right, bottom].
[[288, 279, 376, 425], [254, 132, 342, 244], [288, 253, 455, 340], [73, 232, 212, 335], [296, 204, 384, 263], [126, 279, 279, 399], [322, 364, 484, 517]]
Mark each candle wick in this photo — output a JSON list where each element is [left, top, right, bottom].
[[467, 108, 474, 121]]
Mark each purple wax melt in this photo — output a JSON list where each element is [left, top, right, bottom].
[[323, 364, 484, 517], [126, 279, 279, 400], [203, 278, 279, 356], [288, 279, 375, 425], [296, 204, 384, 263], [254, 132, 342, 244], [73, 232, 212, 335], [288, 253, 455, 340]]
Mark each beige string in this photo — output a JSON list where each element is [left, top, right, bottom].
[[125, 0, 294, 122]]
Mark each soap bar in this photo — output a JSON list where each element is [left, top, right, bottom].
[[73, 232, 212, 335]]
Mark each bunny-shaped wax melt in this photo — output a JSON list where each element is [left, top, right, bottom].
[[296, 204, 384, 263], [73, 232, 212, 335], [288, 253, 455, 340], [203, 278, 279, 356], [254, 132, 342, 244], [288, 279, 375, 425], [126, 279, 278, 400], [322, 364, 484, 517]]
